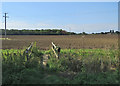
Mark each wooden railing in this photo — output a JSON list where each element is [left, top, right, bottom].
[[24, 42, 33, 61], [23, 42, 61, 63], [51, 42, 61, 59]]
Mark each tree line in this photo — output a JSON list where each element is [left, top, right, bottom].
[[1, 29, 119, 35], [1, 29, 76, 35]]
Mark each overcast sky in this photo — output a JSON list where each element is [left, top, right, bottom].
[[1, 2, 118, 33]]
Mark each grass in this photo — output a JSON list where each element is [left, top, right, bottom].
[[2, 44, 119, 84]]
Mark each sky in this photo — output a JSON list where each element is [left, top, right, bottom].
[[1, 2, 118, 33]]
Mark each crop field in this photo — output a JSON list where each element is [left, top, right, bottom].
[[2, 34, 118, 50], [1, 34, 120, 84]]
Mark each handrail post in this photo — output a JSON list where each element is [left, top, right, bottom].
[[26, 49, 29, 61], [51, 42, 61, 59], [25, 42, 33, 61]]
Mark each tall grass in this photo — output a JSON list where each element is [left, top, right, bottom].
[[2, 46, 119, 84]]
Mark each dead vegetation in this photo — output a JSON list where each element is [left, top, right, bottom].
[[2, 34, 118, 50]]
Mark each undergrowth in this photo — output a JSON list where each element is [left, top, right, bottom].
[[2, 44, 119, 84]]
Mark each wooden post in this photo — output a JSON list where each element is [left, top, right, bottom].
[[52, 42, 57, 49], [58, 47, 61, 59], [25, 42, 33, 61], [51, 42, 61, 59], [40, 56, 44, 69], [52, 47, 58, 58], [26, 49, 29, 61]]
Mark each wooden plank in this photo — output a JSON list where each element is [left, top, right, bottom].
[[51, 47, 58, 59], [52, 42, 57, 49], [25, 42, 33, 61], [51, 42, 61, 59], [27, 42, 33, 51]]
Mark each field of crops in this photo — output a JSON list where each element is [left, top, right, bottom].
[[1, 34, 119, 84], [2, 42, 119, 84], [2, 34, 118, 50]]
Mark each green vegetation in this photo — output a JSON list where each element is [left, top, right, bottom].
[[2, 45, 119, 84], [1, 29, 120, 35], [1, 29, 76, 35]]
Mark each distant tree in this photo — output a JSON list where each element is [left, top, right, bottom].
[[115, 31, 120, 34], [77, 33, 82, 35], [1, 29, 77, 35], [101, 32, 104, 34], [110, 30, 114, 33], [82, 32, 87, 35]]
